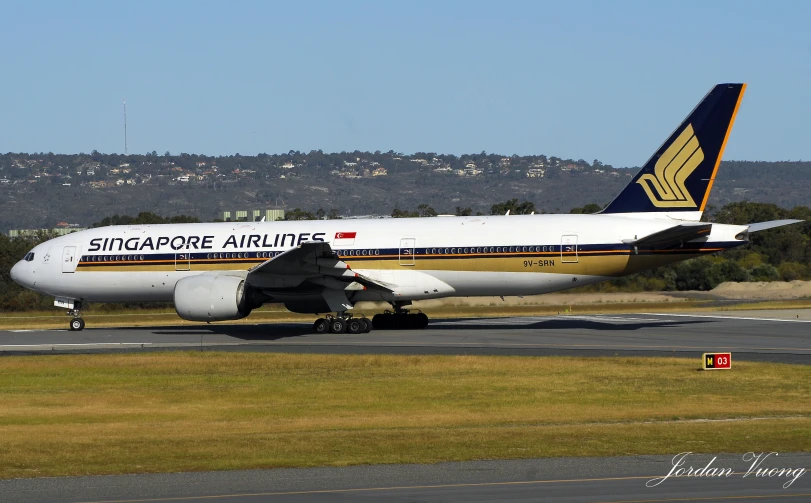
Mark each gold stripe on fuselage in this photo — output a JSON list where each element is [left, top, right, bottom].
[[76, 250, 718, 277]]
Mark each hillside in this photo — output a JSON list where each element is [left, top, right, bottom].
[[0, 151, 809, 231]]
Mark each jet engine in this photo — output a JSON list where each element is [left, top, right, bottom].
[[174, 274, 256, 322]]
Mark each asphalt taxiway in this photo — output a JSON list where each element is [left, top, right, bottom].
[[1, 311, 809, 363], [2, 453, 809, 503]]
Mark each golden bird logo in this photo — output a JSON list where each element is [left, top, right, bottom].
[[637, 124, 704, 207]]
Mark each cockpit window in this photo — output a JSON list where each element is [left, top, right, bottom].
[[24, 252, 35, 262]]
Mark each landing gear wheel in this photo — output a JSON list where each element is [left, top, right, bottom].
[[346, 319, 363, 334], [372, 313, 389, 330], [69, 318, 85, 331], [360, 317, 372, 333], [313, 318, 329, 334], [372, 311, 428, 330], [329, 318, 346, 333]]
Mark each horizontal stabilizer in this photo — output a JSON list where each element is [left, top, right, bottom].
[[748, 219, 804, 233], [623, 223, 712, 249]]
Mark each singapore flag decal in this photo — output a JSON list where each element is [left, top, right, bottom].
[[333, 231, 356, 246]]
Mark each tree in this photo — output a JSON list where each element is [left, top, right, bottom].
[[490, 199, 536, 215], [284, 208, 316, 220], [570, 203, 602, 214], [391, 208, 418, 218], [417, 204, 437, 217], [455, 207, 472, 216]]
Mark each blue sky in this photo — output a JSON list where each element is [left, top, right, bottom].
[[1, 0, 809, 167]]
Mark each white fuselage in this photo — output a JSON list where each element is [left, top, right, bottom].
[[10, 214, 748, 307]]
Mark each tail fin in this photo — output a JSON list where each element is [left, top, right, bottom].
[[601, 83, 746, 220]]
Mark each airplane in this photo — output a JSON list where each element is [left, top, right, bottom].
[[10, 83, 803, 333]]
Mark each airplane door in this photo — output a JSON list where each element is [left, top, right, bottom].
[[399, 238, 415, 266], [62, 246, 78, 273], [561, 235, 578, 263], [175, 246, 191, 271]]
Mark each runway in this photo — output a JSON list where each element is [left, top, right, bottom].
[[1, 454, 809, 502], [1, 311, 810, 363]]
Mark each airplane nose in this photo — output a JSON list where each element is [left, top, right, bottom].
[[10, 261, 23, 285]]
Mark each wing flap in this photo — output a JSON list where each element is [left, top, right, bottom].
[[248, 241, 394, 293]]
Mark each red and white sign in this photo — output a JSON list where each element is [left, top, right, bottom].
[[334, 231, 356, 246]]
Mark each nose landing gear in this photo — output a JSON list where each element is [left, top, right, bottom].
[[67, 301, 85, 331]]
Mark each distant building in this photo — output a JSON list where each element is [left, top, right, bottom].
[[372, 167, 388, 176], [9, 227, 86, 238], [222, 209, 285, 222]]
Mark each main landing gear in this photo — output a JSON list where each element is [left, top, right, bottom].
[[67, 301, 85, 331], [312, 313, 372, 334], [371, 303, 429, 330], [310, 303, 430, 334]]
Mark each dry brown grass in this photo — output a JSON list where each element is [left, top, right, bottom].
[[0, 352, 809, 479]]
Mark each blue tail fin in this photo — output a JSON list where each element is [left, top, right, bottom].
[[601, 83, 746, 218]]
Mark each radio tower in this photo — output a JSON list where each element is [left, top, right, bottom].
[[124, 99, 128, 155]]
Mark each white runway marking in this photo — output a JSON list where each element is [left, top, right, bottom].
[[0, 343, 153, 348], [646, 313, 811, 323], [433, 315, 675, 325]]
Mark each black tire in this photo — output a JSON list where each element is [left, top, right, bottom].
[[330, 318, 346, 333], [313, 318, 328, 334], [347, 319, 362, 334], [415, 312, 429, 329], [69, 318, 84, 331], [360, 318, 372, 333]]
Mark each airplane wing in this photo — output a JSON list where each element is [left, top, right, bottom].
[[245, 241, 395, 311], [622, 222, 713, 249]]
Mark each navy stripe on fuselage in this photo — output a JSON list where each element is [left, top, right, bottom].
[[77, 241, 742, 268]]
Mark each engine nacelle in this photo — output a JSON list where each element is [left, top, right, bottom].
[[174, 274, 253, 322]]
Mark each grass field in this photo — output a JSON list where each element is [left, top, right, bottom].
[[0, 352, 809, 479]]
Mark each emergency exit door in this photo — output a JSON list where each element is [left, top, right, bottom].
[[175, 246, 191, 271], [399, 238, 415, 266], [561, 235, 578, 263]]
